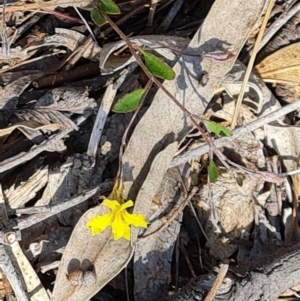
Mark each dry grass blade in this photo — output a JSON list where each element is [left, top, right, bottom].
[[1, 0, 91, 12], [230, 0, 275, 130], [254, 42, 300, 85]]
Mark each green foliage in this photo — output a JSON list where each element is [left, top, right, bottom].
[[113, 89, 145, 113], [98, 0, 120, 14], [91, 0, 120, 27], [91, 8, 106, 26], [236, 175, 243, 187], [138, 48, 175, 80], [203, 120, 232, 137], [208, 160, 218, 183]]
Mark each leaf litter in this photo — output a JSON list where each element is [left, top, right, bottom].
[[0, 0, 300, 300]]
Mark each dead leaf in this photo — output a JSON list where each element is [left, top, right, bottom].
[[264, 124, 300, 172], [5, 166, 49, 209], [50, 204, 133, 301], [0, 120, 63, 137], [254, 42, 300, 85]]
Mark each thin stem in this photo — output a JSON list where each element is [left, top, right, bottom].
[[103, 13, 229, 168], [116, 79, 153, 182]]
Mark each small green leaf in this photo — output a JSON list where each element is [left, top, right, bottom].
[[203, 120, 232, 137], [236, 175, 243, 187], [98, 0, 120, 14], [208, 160, 218, 183], [91, 8, 106, 26], [113, 89, 145, 113], [138, 48, 175, 80]]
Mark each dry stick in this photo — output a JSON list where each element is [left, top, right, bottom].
[[147, 0, 159, 26], [0, 245, 29, 301], [1, 0, 91, 12], [101, 5, 148, 38], [17, 182, 113, 230], [257, 1, 300, 52], [157, 0, 184, 32], [230, 0, 276, 130], [204, 263, 229, 301], [171, 98, 300, 168], [139, 186, 198, 240]]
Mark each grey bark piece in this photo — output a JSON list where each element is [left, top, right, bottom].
[[0, 245, 29, 301], [166, 243, 300, 301]]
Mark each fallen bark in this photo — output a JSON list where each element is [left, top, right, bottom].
[[166, 244, 300, 301]]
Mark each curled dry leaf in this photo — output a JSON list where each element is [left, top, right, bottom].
[[0, 120, 63, 137]]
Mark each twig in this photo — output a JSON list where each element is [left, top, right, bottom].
[[73, 6, 98, 46], [139, 186, 198, 240], [0, 0, 91, 12], [101, 4, 148, 38], [258, 1, 300, 52], [230, 0, 275, 130], [1, 0, 9, 58], [170, 98, 300, 167], [157, 0, 184, 32], [17, 182, 113, 230], [32, 62, 100, 88], [188, 202, 209, 241], [204, 263, 229, 301], [115, 79, 153, 185], [0, 245, 29, 301], [147, 0, 159, 26]]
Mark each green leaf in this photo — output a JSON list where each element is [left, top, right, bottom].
[[98, 0, 120, 14], [236, 175, 243, 187], [203, 120, 232, 137], [113, 89, 145, 113], [138, 48, 175, 80], [208, 160, 218, 183], [91, 8, 106, 26]]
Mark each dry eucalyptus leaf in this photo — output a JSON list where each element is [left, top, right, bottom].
[[0, 120, 63, 137], [264, 124, 300, 172], [133, 166, 189, 301], [254, 42, 300, 85], [51, 204, 133, 301]]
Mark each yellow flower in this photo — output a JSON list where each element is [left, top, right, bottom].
[[86, 199, 148, 241]]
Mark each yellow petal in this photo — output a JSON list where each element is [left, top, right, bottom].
[[119, 200, 134, 211], [122, 211, 148, 228], [103, 199, 121, 211], [111, 212, 131, 240], [86, 212, 114, 236]]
